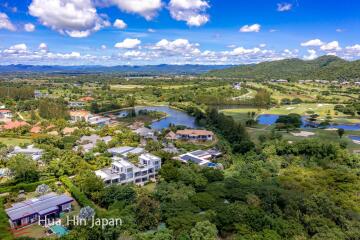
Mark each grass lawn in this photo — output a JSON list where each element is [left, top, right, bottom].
[[110, 84, 146, 90], [221, 103, 360, 124], [143, 182, 156, 193], [246, 127, 360, 152], [12, 224, 50, 239], [0, 137, 32, 146]]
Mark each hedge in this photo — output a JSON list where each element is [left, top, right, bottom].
[[59, 176, 106, 216], [59, 176, 96, 208], [0, 178, 56, 194], [0, 198, 13, 240]]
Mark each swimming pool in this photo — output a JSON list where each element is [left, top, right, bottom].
[[50, 225, 69, 237]]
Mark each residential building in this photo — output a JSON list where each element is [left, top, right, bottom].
[[68, 101, 85, 108], [0, 109, 13, 119], [1, 121, 29, 131], [174, 149, 223, 168], [6, 193, 73, 229], [108, 146, 145, 157], [8, 145, 43, 161], [165, 131, 177, 141], [69, 110, 92, 122], [232, 82, 242, 90], [88, 115, 111, 126], [95, 153, 161, 185], [74, 134, 112, 153], [176, 129, 214, 141], [79, 96, 95, 102], [133, 127, 156, 139]]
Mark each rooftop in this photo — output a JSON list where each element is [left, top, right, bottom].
[[6, 193, 73, 221], [176, 129, 214, 136]]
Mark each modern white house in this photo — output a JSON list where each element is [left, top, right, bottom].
[[8, 145, 43, 161], [174, 149, 223, 169], [95, 153, 161, 185]]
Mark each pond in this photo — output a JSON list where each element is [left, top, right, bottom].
[[115, 106, 198, 130], [257, 114, 360, 130]]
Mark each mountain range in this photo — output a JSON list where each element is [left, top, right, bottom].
[[205, 56, 360, 81], [0, 64, 230, 75]]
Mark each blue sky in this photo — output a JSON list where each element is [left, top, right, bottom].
[[0, 0, 360, 65]]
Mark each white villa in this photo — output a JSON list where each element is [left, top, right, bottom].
[[174, 149, 223, 169], [8, 145, 43, 161], [95, 152, 161, 185]]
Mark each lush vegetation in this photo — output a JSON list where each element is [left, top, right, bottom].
[[206, 56, 360, 81]]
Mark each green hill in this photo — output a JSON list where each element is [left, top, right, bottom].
[[205, 56, 360, 81]]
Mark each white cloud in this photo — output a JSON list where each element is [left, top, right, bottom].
[[39, 43, 48, 50], [3, 44, 28, 54], [301, 39, 324, 47], [153, 39, 199, 54], [28, 0, 110, 37], [320, 41, 341, 51], [101, 44, 107, 49], [115, 38, 141, 49], [107, 0, 162, 20], [303, 49, 317, 60], [240, 24, 261, 33], [0, 12, 16, 31], [24, 23, 36, 32], [148, 28, 156, 33], [277, 3, 292, 12], [259, 43, 267, 48], [169, 0, 210, 26], [336, 28, 344, 33], [113, 19, 127, 29]]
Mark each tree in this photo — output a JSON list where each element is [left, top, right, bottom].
[[7, 154, 39, 182], [36, 184, 50, 196], [74, 170, 104, 201], [135, 195, 161, 230], [190, 221, 218, 240], [99, 184, 136, 208], [337, 128, 345, 138], [79, 206, 95, 220]]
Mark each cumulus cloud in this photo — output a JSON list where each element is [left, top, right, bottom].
[[239, 24, 261, 33], [0, 12, 16, 31], [24, 23, 35, 32], [28, 0, 110, 37], [3, 44, 28, 54], [303, 49, 317, 60], [148, 28, 156, 33], [301, 39, 324, 47], [277, 3, 292, 12], [152, 39, 200, 54], [115, 38, 141, 49], [113, 19, 127, 29], [320, 41, 341, 51], [169, 0, 210, 26], [107, 0, 162, 20], [39, 43, 48, 51]]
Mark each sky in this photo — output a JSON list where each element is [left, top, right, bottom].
[[1, 0, 360, 65]]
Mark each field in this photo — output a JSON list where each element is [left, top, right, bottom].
[[0, 137, 32, 146], [221, 103, 360, 124], [247, 127, 360, 152]]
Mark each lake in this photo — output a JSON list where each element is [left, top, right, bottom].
[[115, 106, 198, 130], [257, 114, 360, 130]]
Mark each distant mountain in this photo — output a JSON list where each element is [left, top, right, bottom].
[[205, 56, 360, 81], [0, 64, 230, 75]]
